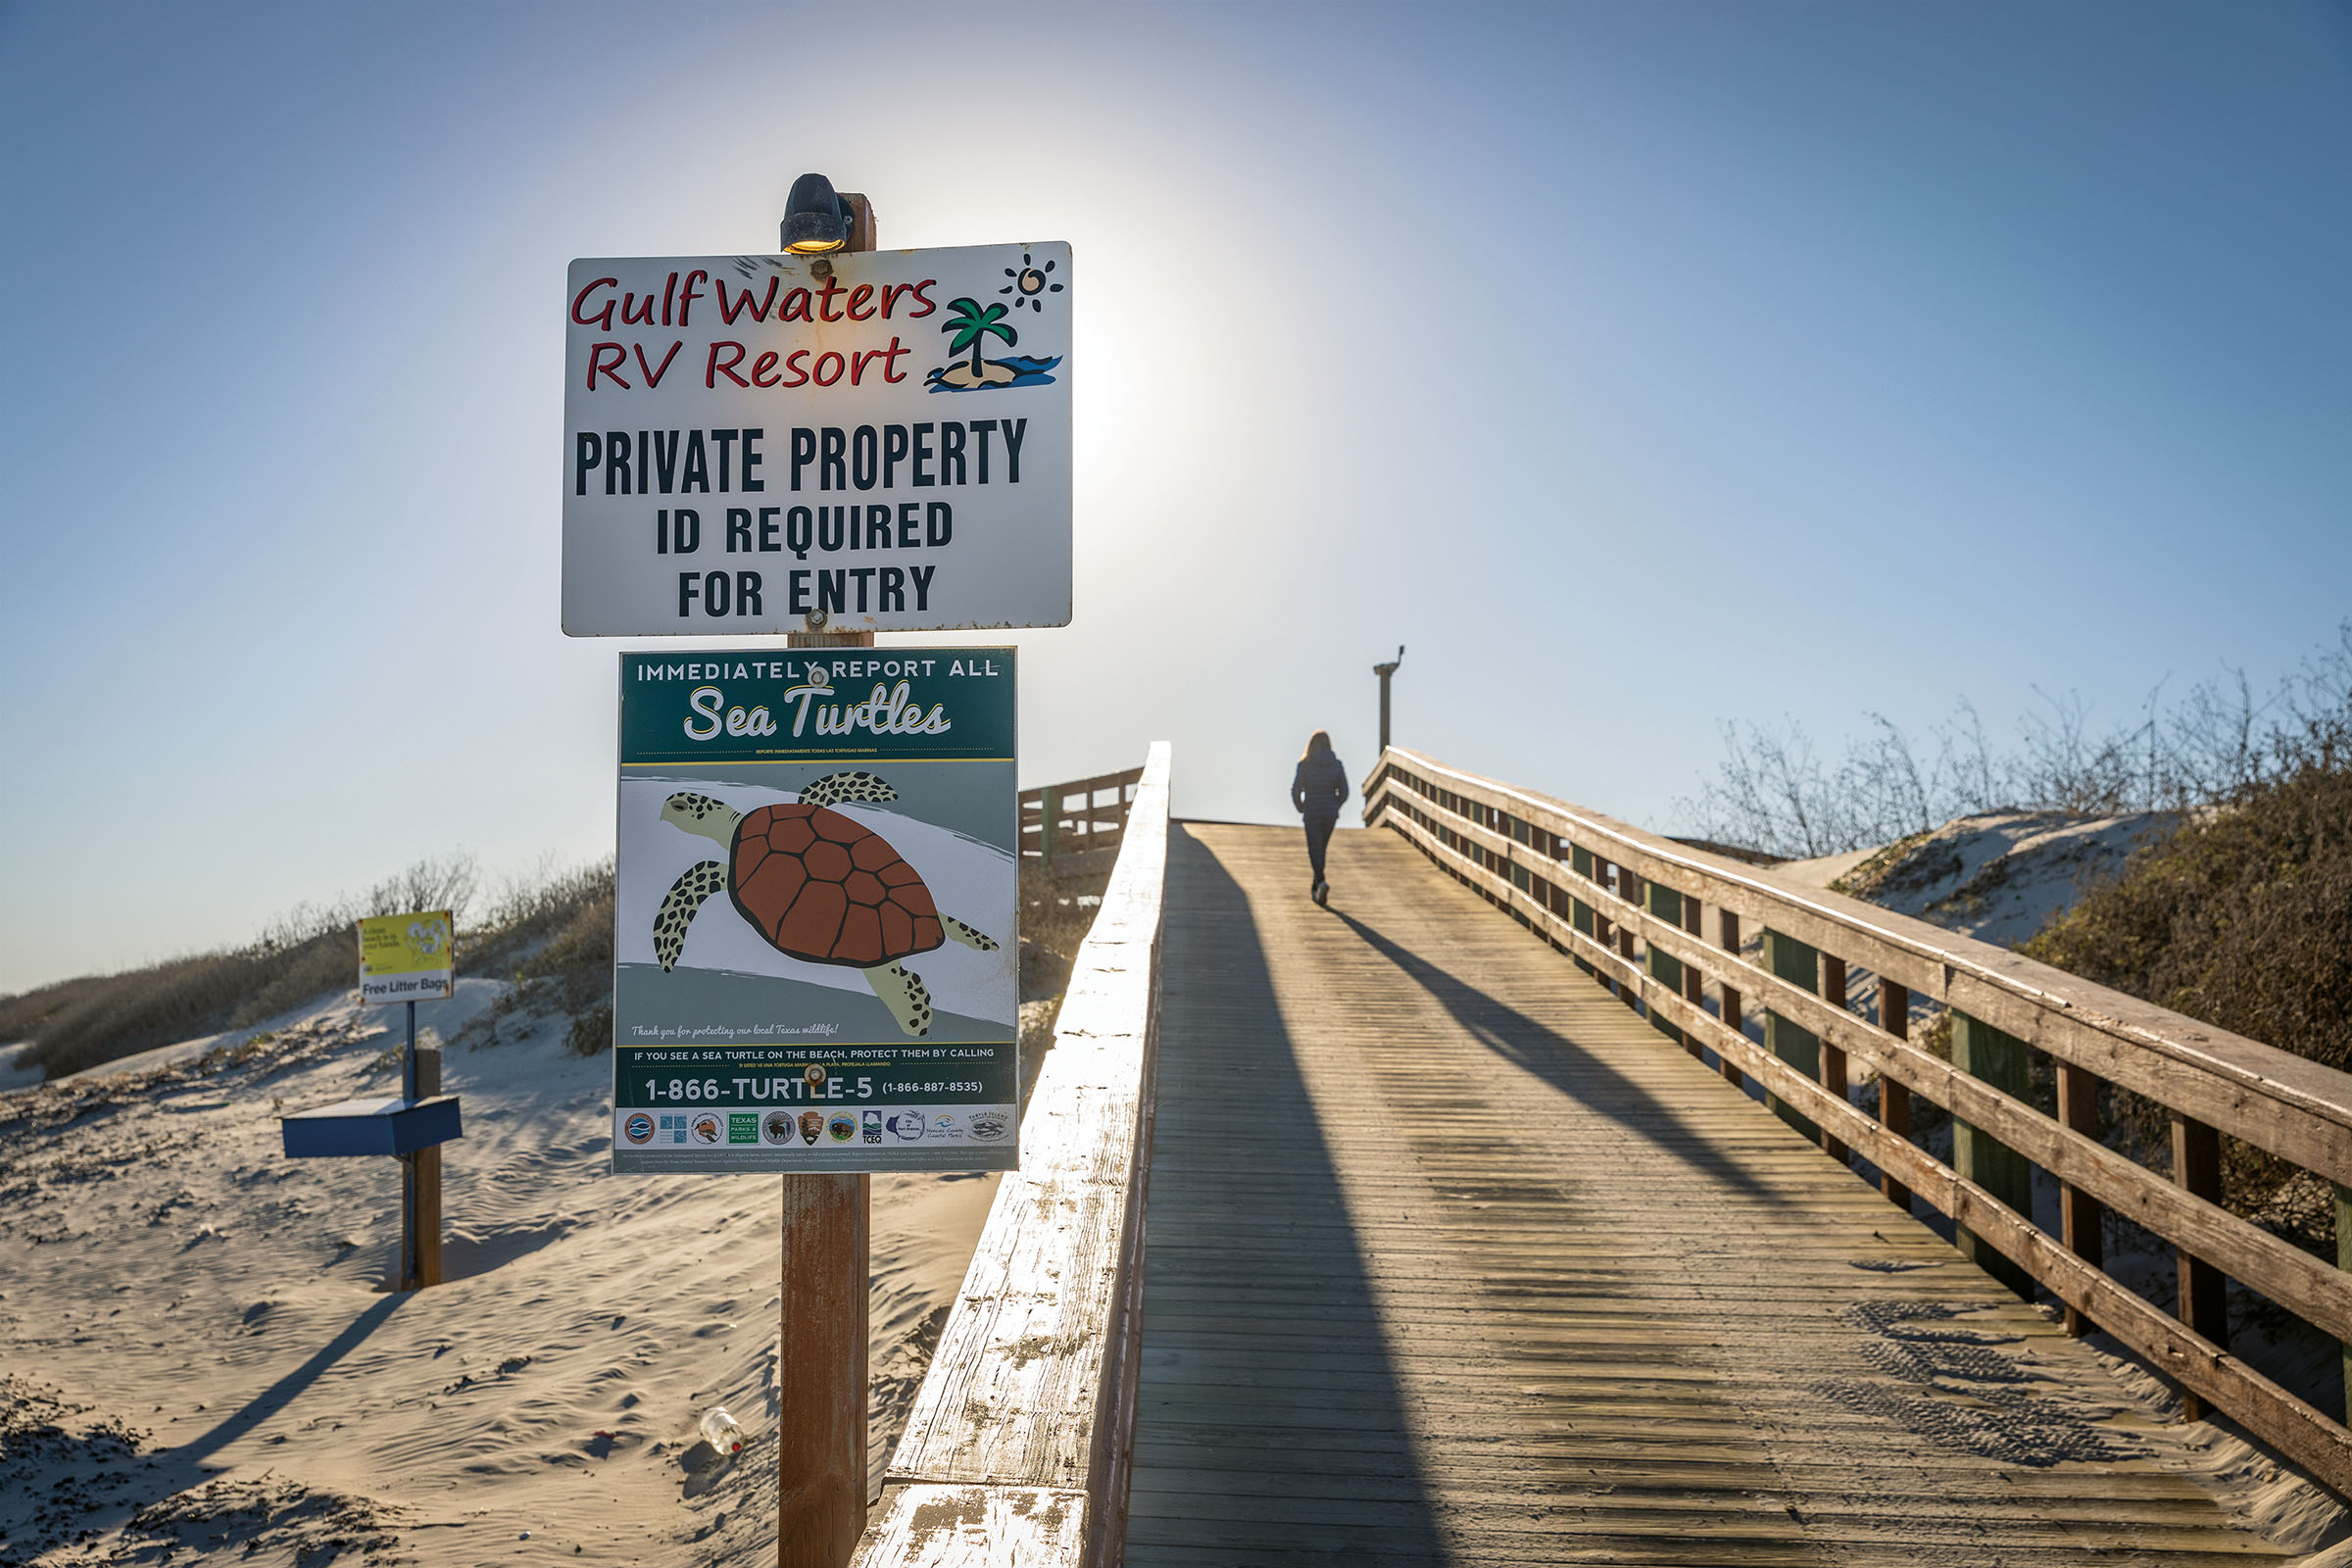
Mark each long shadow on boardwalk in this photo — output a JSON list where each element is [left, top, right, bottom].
[[1333, 906, 1795, 1210], [1124, 826, 1447, 1565]]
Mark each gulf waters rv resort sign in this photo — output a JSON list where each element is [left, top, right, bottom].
[[562, 246, 1071, 637]]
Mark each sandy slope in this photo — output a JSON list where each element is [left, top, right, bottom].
[[1778, 808, 2178, 947], [1765, 808, 2177, 1044], [0, 981, 996, 1567]]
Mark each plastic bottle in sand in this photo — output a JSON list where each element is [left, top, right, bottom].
[[699, 1407, 744, 1457]]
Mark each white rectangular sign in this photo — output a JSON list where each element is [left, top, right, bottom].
[[563, 245, 1071, 636]]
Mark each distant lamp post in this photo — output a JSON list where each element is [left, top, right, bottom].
[[779, 172, 877, 259], [1373, 645, 1404, 753]]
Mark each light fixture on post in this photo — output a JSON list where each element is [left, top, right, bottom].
[[780, 172, 875, 261], [781, 172, 850, 254]]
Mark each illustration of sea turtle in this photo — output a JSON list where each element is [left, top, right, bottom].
[[654, 771, 998, 1037]]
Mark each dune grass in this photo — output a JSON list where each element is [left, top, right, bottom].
[[0, 855, 610, 1082], [0, 850, 1093, 1082]]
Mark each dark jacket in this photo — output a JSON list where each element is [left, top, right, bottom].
[[1292, 753, 1348, 820]]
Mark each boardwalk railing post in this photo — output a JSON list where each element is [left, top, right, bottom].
[[2340, 1185, 2352, 1422], [1591, 858, 1617, 994], [1614, 865, 1641, 1013], [1717, 910, 1744, 1089], [2058, 1063, 2106, 1335], [1567, 844, 1597, 981], [1879, 981, 1914, 1212], [2172, 1111, 2229, 1420], [1679, 894, 1705, 1061], [1819, 956, 1850, 1167], [1951, 1012, 2036, 1299], [1644, 881, 1684, 1048], [1760, 930, 1823, 1144]]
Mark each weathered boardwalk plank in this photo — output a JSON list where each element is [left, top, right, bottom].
[[1125, 823, 2293, 1564]]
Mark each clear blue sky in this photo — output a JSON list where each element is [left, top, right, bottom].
[[4, 2, 2349, 994]]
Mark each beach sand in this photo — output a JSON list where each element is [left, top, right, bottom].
[[0, 980, 998, 1565]]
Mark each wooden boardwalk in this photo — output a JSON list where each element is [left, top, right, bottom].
[[1123, 822, 2293, 1565]]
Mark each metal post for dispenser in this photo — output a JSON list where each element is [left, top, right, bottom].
[[1373, 646, 1405, 752], [400, 1000, 416, 1290]]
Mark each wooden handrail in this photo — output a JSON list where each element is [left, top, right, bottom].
[[1020, 765, 1146, 869], [857, 743, 1169, 1567], [1364, 744, 2352, 1497]]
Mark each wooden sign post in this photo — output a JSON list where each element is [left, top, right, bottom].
[[778, 1165, 868, 1566], [781, 193, 876, 1568], [282, 911, 461, 1290], [398, 1001, 445, 1290], [571, 179, 1058, 1568]]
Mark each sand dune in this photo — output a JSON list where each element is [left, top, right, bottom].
[[1778, 808, 2178, 947], [0, 980, 996, 1565]]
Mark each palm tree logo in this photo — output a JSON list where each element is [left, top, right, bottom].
[[940, 297, 1016, 379], [925, 271, 1062, 393]]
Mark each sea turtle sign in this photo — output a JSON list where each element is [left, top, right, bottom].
[[563, 246, 1071, 637], [358, 911, 454, 1004], [611, 648, 1018, 1173]]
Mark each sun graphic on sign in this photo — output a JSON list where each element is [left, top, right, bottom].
[[999, 252, 1062, 314]]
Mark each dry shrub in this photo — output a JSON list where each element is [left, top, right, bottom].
[[4, 855, 612, 1081], [1012, 858, 1106, 1108], [1018, 858, 1097, 966], [6, 951, 298, 1081], [1681, 621, 2352, 858], [2024, 760, 2352, 1250], [2024, 762, 2352, 1070], [458, 862, 616, 1053]]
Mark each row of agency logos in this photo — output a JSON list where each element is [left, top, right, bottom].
[[618, 1104, 1013, 1150]]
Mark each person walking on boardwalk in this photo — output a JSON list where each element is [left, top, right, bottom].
[[1292, 730, 1348, 906]]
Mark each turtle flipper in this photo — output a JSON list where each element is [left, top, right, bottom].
[[655, 860, 728, 972], [801, 770, 897, 808], [864, 961, 934, 1037], [942, 916, 999, 953]]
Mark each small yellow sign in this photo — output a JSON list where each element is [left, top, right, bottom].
[[358, 910, 455, 1004]]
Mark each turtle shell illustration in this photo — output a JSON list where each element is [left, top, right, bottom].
[[653, 771, 998, 1037]]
